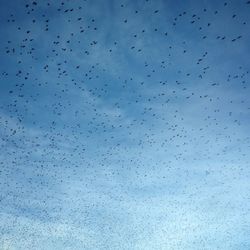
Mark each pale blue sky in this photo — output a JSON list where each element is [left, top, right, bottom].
[[0, 0, 250, 249]]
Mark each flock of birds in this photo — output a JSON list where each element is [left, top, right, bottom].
[[0, 0, 250, 249]]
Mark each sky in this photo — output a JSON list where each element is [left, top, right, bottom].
[[0, 0, 250, 249]]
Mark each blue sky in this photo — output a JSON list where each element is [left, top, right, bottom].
[[0, 0, 250, 249]]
